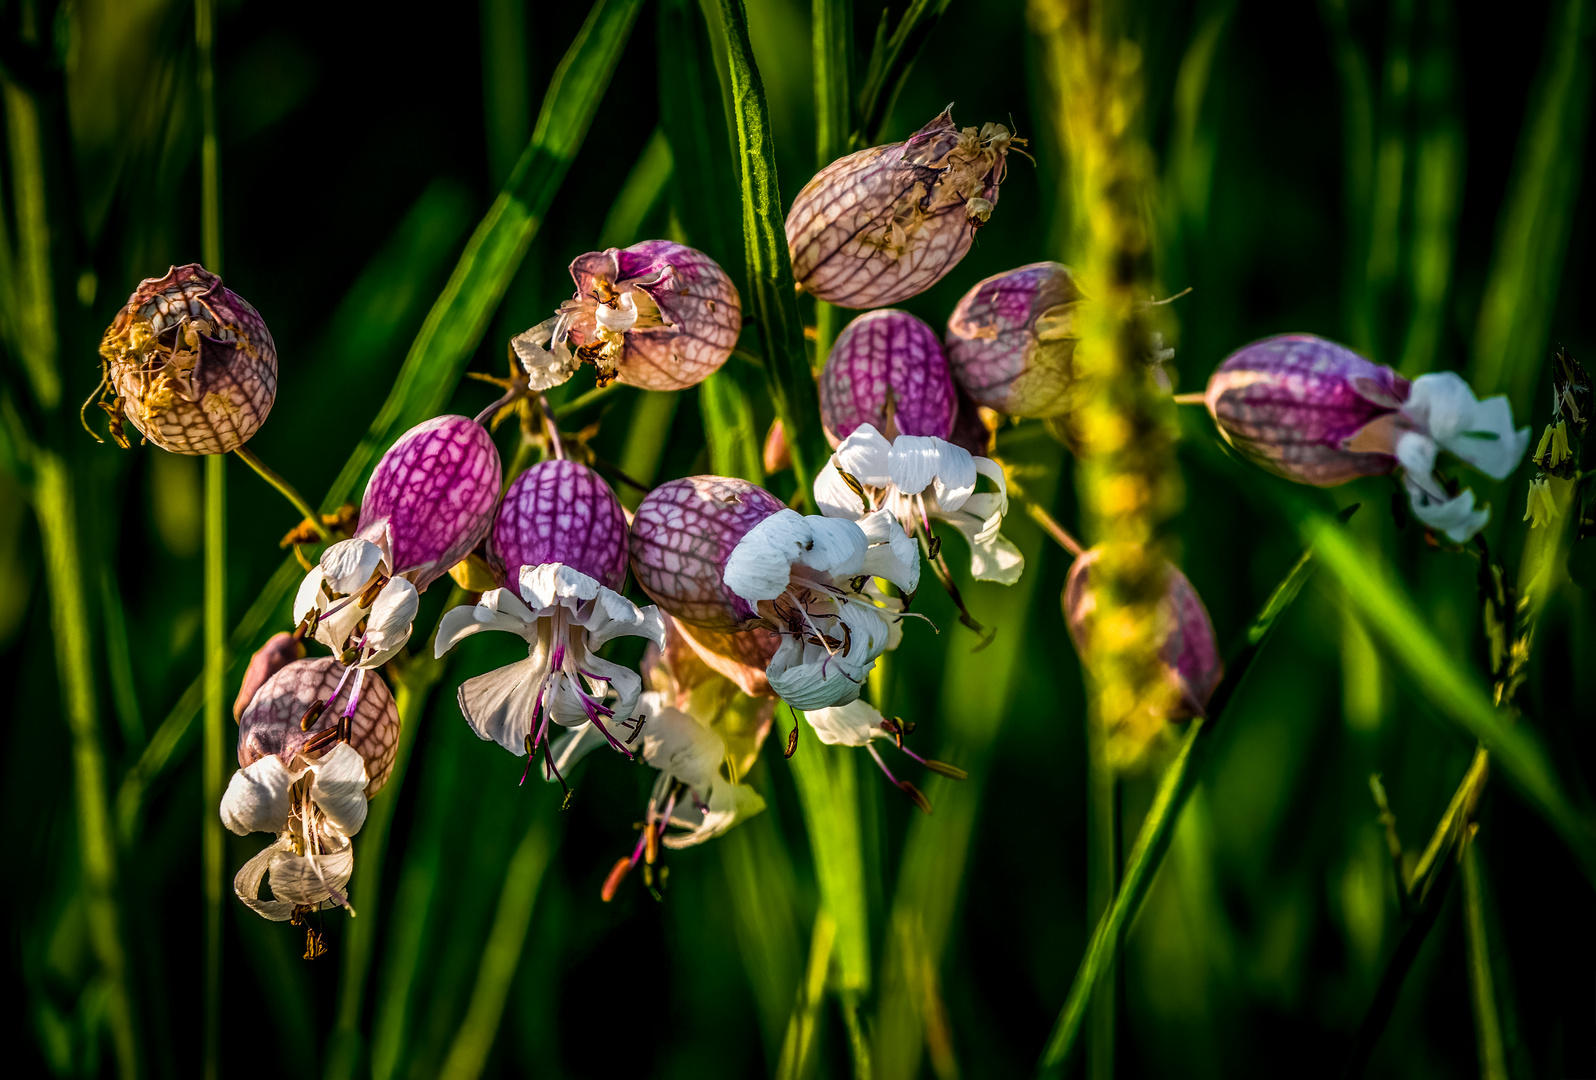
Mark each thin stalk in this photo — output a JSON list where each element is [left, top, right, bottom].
[[551, 380, 619, 418], [1461, 837, 1509, 1080], [1021, 498, 1084, 557], [1084, 717, 1117, 1080], [812, 0, 852, 366], [233, 446, 330, 539]]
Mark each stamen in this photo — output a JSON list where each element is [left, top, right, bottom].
[[601, 856, 633, 902], [300, 700, 327, 731], [785, 706, 801, 758], [520, 734, 537, 787]]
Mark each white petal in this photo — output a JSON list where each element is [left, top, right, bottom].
[[308, 742, 370, 836], [888, 435, 946, 496], [520, 562, 601, 611], [320, 538, 384, 594], [233, 842, 296, 921], [360, 577, 419, 668], [234, 834, 355, 921], [803, 698, 886, 747], [1404, 372, 1531, 480], [582, 652, 645, 729], [434, 589, 540, 658], [857, 509, 921, 592], [220, 756, 296, 836], [457, 653, 549, 754], [578, 588, 663, 649], [801, 516, 868, 578], [662, 779, 766, 849], [724, 509, 809, 602], [641, 705, 726, 791], [814, 460, 870, 520], [1395, 432, 1446, 501], [1405, 475, 1491, 543], [512, 315, 580, 391], [544, 673, 595, 728], [927, 440, 978, 511], [293, 567, 327, 625], [971, 456, 1009, 514], [942, 510, 1026, 585], [833, 424, 894, 486], [766, 636, 869, 709]]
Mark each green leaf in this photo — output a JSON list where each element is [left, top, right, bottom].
[[701, 362, 766, 484], [786, 731, 872, 992], [853, 0, 953, 147]]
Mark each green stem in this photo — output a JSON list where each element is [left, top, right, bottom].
[[812, 0, 851, 368], [551, 380, 619, 419], [787, 729, 871, 994], [1461, 837, 1509, 1080], [1084, 717, 1118, 1080], [202, 453, 225, 1080], [233, 446, 330, 539]]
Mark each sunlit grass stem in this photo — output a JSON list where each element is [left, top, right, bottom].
[[1462, 837, 1509, 1080]]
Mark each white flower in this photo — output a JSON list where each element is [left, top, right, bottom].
[[637, 692, 765, 849], [511, 316, 581, 391], [220, 741, 369, 921], [435, 563, 666, 777], [814, 423, 1023, 584], [722, 507, 918, 710], [1394, 372, 1531, 543], [802, 698, 965, 809], [294, 537, 420, 670]]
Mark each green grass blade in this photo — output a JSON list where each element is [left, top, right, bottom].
[[854, 0, 953, 146], [811, 0, 853, 370], [1461, 839, 1509, 1080], [720, 811, 804, 1060], [1301, 512, 1596, 883], [710, 0, 829, 503], [787, 732, 872, 993], [598, 127, 674, 249], [701, 362, 766, 484]]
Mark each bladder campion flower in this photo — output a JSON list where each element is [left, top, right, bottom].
[[512, 241, 741, 391], [89, 264, 276, 453], [435, 460, 664, 790], [787, 107, 1015, 308], [945, 262, 1083, 419], [629, 476, 919, 710], [222, 657, 399, 921], [1206, 334, 1530, 542]]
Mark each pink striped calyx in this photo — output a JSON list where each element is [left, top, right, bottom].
[[945, 261, 1083, 419], [820, 309, 957, 443]]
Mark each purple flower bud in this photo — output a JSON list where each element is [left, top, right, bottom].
[[514, 241, 741, 392], [233, 631, 306, 722], [630, 477, 786, 630], [820, 309, 957, 442], [488, 460, 629, 591], [94, 264, 277, 454], [787, 108, 1014, 308], [237, 657, 400, 796], [1063, 550, 1223, 721], [1205, 334, 1410, 486], [945, 262, 1082, 418], [357, 415, 502, 592]]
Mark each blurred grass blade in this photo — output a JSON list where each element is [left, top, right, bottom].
[[1468, 0, 1593, 413], [2, 76, 61, 408], [721, 811, 804, 1061], [436, 814, 555, 1080], [322, 0, 645, 512], [854, 0, 953, 146], [702, 362, 766, 484], [787, 732, 872, 993], [811, 0, 853, 371], [598, 127, 674, 249], [100, 565, 145, 748], [1039, 540, 1323, 1076], [778, 910, 836, 1080], [1461, 838, 1509, 1080], [709, 0, 829, 502], [1301, 511, 1596, 883]]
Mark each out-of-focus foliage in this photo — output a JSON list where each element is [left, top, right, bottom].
[[2, 0, 1593, 1078]]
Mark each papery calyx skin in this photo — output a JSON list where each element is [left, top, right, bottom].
[[1204, 334, 1411, 486], [787, 107, 1013, 309], [355, 415, 502, 593], [821, 309, 957, 443], [488, 459, 629, 592], [945, 261, 1084, 419], [97, 263, 277, 454], [512, 240, 741, 392], [233, 631, 306, 722], [1063, 549, 1224, 722]]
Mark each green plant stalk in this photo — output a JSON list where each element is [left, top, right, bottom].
[[37, 455, 141, 1079], [787, 732, 872, 994], [100, 566, 146, 749], [597, 127, 674, 249], [702, 365, 765, 484], [711, 0, 830, 504], [233, 446, 330, 539], [812, 0, 852, 366], [720, 812, 804, 1059], [1039, 541, 1324, 1075], [436, 815, 555, 1080], [1084, 716, 1117, 1080], [1, 77, 60, 408], [1461, 838, 1509, 1080]]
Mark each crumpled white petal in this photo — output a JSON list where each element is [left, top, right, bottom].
[[1402, 371, 1531, 479], [220, 755, 296, 836], [834, 425, 894, 486], [766, 602, 891, 709], [857, 509, 921, 592], [640, 699, 725, 792], [803, 698, 889, 747], [234, 834, 354, 922], [725, 510, 869, 602], [1395, 432, 1447, 501], [456, 650, 552, 753], [361, 577, 419, 668], [928, 441, 978, 511], [512, 315, 580, 391], [889, 435, 948, 496], [662, 780, 765, 849], [814, 461, 871, 520], [435, 588, 542, 656], [308, 742, 370, 836], [320, 539, 384, 594], [1405, 473, 1491, 543], [941, 508, 1026, 584]]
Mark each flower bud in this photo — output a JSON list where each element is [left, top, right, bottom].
[[820, 309, 956, 442], [945, 262, 1083, 419], [513, 241, 741, 392], [233, 631, 305, 722], [94, 264, 276, 454], [787, 108, 1014, 308], [237, 657, 400, 796], [629, 477, 786, 630], [1063, 550, 1223, 722], [1204, 335, 1409, 486], [488, 459, 629, 591], [358, 415, 502, 592]]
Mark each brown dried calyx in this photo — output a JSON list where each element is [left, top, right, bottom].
[[87, 264, 277, 455]]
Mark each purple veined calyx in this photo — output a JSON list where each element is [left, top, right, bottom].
[[88, 264, 277, 454], [221, 657, 399, 921], [434, 460, 665, 795], [945, 261, 1084, 419], [629, 476, 921, 710], [293, 415, 503, 702], [787, 107, 1017, 309], [815, 310, 1022, 586], [511, 240, 741, 392], [1205, 334, 1531, 542]]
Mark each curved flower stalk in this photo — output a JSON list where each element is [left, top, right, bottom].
[[1063, 549, 1222, 754], [945, 261, 1083, 419], [294, 415, 501, 687], [436, 460, 664, 790], [512, 240, 741, 391], [629, 476, 920, 710], [1206, 335, 1531, 542], [820, 309, 957, 443], [787, 107, 1015, 308], [89, 263, 276, 453], [221, 657, 399, 922]]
